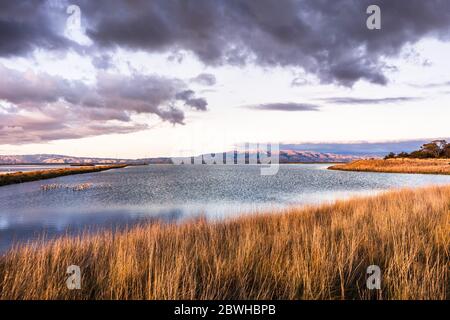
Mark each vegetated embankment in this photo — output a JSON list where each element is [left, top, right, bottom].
[[329, 158, 450, 175], [0, 164, 128, 187]]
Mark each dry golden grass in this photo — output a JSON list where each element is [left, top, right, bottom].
[[329, 158, 450, 175], [0, 164, 127, 186], [0, 185, 449, 300]]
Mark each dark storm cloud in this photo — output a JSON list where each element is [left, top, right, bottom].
[[2, 1, 450, 85], [248, 103, 320, 112], [320, 97, 422, 105], [175, 89, 208, 110], [175, 90, 194, 101], [0, 0, 72, 56], [0, 114, 149, 144], [94, 73, 208, 116], [0, 64, 207, 122], [76, 0, 450, 86], [184, 98, 208, 111], [0, 64, 207, 143], [0, 64, 90, 105]]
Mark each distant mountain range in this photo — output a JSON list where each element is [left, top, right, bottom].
[[2, 139, 433, 165], [0, 150, 370, 165], [0, 154, 170, 165], [278, 150, 367, 163]]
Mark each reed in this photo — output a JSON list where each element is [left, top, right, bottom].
[[0, 185, 449, 300], [0, 165, 127, 187], [329, 158, 450, 175]]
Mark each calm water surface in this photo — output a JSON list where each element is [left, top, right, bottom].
[[1, 164, 450, 252]]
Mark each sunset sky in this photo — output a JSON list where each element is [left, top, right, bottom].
[[1, 0, 450, 158]]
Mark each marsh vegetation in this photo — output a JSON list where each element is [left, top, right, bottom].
[[0, 185, 448, 300]]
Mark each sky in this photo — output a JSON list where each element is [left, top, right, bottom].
[[0, 0, 449, 158]]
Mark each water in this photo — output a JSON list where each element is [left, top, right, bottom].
[[1, 164, 450, 252]]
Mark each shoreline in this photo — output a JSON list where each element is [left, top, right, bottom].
[[0, 162, 345, 186], [328, 158, 450, 175], [0, 184, 448, 300], [0, 164, 128, 187]]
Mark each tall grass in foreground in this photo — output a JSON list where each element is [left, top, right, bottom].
[[329, 158, 450, 175], [0, 186, 449, 300]]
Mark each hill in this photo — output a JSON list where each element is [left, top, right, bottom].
[[0, 151, 367, 165]]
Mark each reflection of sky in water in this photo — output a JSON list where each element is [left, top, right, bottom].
[[1, 164, 450, 252]]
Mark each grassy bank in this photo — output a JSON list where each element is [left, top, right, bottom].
[[0, 185, 449, 300], [0, 164, 128, 187], [329, 158, 450, 175]]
